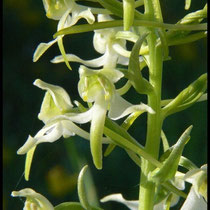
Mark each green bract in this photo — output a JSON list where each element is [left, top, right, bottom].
[[162, 73, 207, 118], [149, 126, 192, 184]]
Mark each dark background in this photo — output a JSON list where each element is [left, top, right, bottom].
[[3, 0, 207, 209]]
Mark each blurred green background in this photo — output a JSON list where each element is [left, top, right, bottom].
[[3, 0, 207, 209]]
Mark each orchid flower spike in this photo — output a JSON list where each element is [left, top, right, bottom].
[[11, 188, 54, 210], [33, 0, 95, 69], [51, 14, 138, 68], [77, 65, 154, 170]]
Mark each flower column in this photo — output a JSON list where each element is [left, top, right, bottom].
[[138, 0, 164, 209]]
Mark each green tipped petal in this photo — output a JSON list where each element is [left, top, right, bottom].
[[42, 0, 71, 20], [90, 97, 108, 169], [34, 79, 73, 122], [17, 122, 63, 155], [185, 0, 191, 10], [184, 164, 207, 201], [33, 39, 57, 62], [51, 53, 109, 68], [181, 188, 207, 210], [101, 193, 139, 210], [108, 93, 154, 120], [24, 145, 36, 181]]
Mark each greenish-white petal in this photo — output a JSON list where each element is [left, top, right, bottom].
[[108, 93, 154, 120], [180, 187, 207, 210], [34, 79, 73, 122], [17, 135, 37, 155], [17, 122, 63, 154], [47, 114, 111, 144], [33, 39, 57, 62], [90, 96, 108, 169], [101, 193, 138, 210], [11, 188, 54, 210], [70, 7, 95, 26], [42, 0, 73, 20], [99, 68, 124, 83], [184, 164, 207, 200], [51, 108, 94, 124], [24, 146, 36, 181], [112, 42, 131, 57], [51, 53, 109, 67], [34, 79, 73, 110], [171, 176, 185, 191], [115, 31, 139, 43]]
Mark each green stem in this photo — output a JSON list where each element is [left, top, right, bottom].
[[139, 37, 163, 210], [138, 1, 164, 209]]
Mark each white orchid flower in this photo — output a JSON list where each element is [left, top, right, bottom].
[[33, 0, 95, 69], [51, 14, 137, 68], [17, 79, 110, 155], [180, 164, 207, 210], [11, 188, 54, 210], [76, 65, 154, 169], [17, 79, 111, 180]]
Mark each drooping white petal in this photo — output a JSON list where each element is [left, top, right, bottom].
[[11, 188, 54, 210], [101, 193, 139, 210], [112, 42, 131, 57], [89, 96, 108, 169], [180, 187, 207, 210], [49, 107, 94, 124], [117, 54, 130, 66], [97, 14, 113, 22], [171, 175, 186, 190], [93, 32, 110, 54], [17, 122, 63, 154], [17, 135, 37, 155], [70, 7, 95, 27], [42, 113, 111, 144], [99, 67, 124, 83], [33, 39, 58, 62], [51, 53, 109, 67], [108, 93, 154, 120]]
